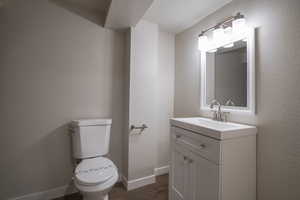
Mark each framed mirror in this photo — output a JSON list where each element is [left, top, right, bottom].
[[200, 28, 255, 114]]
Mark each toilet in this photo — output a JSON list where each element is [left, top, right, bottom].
[[70, 119, 118, 200]]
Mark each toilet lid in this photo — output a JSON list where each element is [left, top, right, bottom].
[[75, 157, 116, 186]]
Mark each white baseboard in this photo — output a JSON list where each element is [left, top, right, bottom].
[[9, 184, 77, 200], [154, 165, 169, 176], [126, 174, 156, 191], [120, 174, 128, 189], [122, 165, 169, 191]]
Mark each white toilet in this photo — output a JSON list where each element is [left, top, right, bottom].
[[70, 119, 118, 200]]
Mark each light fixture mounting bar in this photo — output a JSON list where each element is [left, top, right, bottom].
[[198, 12, 244, 37]]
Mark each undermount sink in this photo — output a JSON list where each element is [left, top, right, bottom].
[[170, 117, 257, 140]]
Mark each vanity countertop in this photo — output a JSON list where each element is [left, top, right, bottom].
[[170, 117, 257, 140]]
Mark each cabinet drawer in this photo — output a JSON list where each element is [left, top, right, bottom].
[[172, 126, 221, 164]]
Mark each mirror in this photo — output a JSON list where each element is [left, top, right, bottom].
[[206, 40, 247, 107], [200, 28, 255, 114]]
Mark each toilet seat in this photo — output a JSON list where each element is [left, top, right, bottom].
[[75, 157, 118, 186]]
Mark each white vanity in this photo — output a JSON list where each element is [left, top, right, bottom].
[[169, 117, 257, 200]]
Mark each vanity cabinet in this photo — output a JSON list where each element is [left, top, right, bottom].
[[171, 144, 192, 200], [171, 128, 220, 200], [169, 120, 256, 200]]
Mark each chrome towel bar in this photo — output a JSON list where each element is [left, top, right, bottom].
[[130, 124, 148, 131]]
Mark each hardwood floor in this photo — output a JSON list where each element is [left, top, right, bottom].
[[54, 175, 168, 200]]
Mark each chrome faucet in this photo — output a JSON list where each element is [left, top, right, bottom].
[[209, 99, 230, 122]]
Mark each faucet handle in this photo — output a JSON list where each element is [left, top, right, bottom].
[[210, 110, 218, 120], [210, 99, 220, 109], [221, 111, 230, 122]]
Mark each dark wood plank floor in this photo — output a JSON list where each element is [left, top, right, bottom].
[[54, 175, 168, 200]]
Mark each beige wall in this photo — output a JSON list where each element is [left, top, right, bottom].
[[122, 30, 131, 179], [0, 0, 125, 199], [127, 20, 159, 180], [175, 0, 300, 199], [122, 21, 174, 182], [156, 30, 174, 168]]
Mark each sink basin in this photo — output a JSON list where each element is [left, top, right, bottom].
[[170, 117, 257, 140], [196, 118, 242, 130]]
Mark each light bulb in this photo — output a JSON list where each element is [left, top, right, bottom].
[[198, 35, 208, 51], [213, 27, 224, 43]]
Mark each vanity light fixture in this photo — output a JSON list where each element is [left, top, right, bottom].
[[198, 12, 247, 51]]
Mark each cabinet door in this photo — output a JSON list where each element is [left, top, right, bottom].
[[189, 152, 220, 200], [170, 145, 191, 200]]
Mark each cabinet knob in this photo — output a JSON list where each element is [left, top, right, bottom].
[[200, 144, 206, 148], [176, 135, 181, 139]]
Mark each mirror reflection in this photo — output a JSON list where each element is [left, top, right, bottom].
[[206, 40, 247, 107]]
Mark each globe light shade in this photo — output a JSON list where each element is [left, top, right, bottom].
[[208, 49, 217, 53], [198, 35, 208, 51], [224, 27, 232, 35], [213, 27, 225, 43], [224, 43, 234, 48], [232, 18, 246, 34]]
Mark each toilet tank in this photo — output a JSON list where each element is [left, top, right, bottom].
[[70, 119, 112, 159]]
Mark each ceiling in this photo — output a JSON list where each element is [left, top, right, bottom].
[[51, 0, 154, 29], [51, 0, 111, 26], [55, 0, 111, 13], [143, 0, 232, 34], [105, 0, 154, 29], [49, 0, 232, 33]]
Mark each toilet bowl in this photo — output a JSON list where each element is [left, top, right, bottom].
[[70, 119, 118, 200], [74, 157, 119, 200]]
